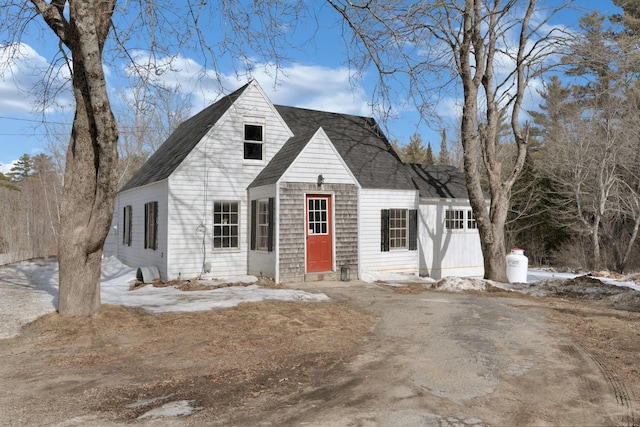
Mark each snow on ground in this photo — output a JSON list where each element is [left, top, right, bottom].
[[0, 256, 329, 339], [1, 257, 639, 340]]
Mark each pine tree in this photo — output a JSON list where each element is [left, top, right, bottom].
[[8, 154, 33, 182], [438, 129, 451, 165], [403, 133, 428, 164], [425, 142, 435, 165]]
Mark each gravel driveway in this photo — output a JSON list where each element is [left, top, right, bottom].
[[249, 282, 638, 427]]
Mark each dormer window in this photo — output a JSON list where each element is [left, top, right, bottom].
[[244, 124, 264, 160]]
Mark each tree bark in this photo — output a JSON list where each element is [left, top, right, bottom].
[[35, 0, 119, 316]]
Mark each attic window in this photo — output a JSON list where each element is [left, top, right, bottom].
[[244, 124, 264, 160]]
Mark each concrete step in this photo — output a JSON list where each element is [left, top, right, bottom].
[[304, 271, 341, 282]]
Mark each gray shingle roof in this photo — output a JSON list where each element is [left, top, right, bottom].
[[272, 105, 415, 190], [119, 83, 250, 192], [407, 164, 470, 199], [122, 82, 466, 197], [249, 129, 317, 188]]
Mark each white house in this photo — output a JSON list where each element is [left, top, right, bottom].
[[105, 80, 483, 282]]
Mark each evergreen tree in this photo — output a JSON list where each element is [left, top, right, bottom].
[[438, 129, 451, 165], [8, 154, 33, 182], [425, 142, 435, 165], [0, 171, 18, 190], [403, 133, 428, 164]]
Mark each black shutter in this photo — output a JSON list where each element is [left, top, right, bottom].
[[381, 209, 390, 252], [152, 202, 158, 250], [144, 203, 149, 249], [267, 197, 274, 252], [409, 209, 418, 251], [250, 200, 257, 251]]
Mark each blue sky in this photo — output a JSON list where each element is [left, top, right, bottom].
[[0, 0, 620, 174]]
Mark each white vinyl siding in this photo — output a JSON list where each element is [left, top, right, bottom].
[[359, 189, 419, 277], [164, 82, 292, 280], [115, 181, 169, 279], [419, 201, 484, 279], [281, 128, 357, 185], [247, 184, 277, 280]]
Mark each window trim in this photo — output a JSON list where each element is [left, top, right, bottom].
[[389, 208, 408, 249], [144, 201, 158, 250], [243, 122, 265, 162], [445, 208, 477, 232], [213, 201, 240, 250], [251, 198, 274, 252], [381, 208, 417, 252], [445, 209, 465, 230]]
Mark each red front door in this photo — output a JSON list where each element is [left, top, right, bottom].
[[306, 195, 332, 272]]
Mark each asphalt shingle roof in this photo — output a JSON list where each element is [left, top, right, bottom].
[[249, 129, 317, 188], [121, 82, 466, 197], [406, 164, 470, 199], [119, 83, 250, 192], [272, 105, 415, 190]]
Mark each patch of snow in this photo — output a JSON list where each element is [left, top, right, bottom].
[[361, 271, 436, 285], [0, 256, 330, 339], [198, 274, 259, 285], [435, 277, 492, 292], [125, 395, 172, 409], [137, 400, 202, 419]]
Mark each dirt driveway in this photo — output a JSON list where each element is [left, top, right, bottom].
[[1, 281, 638, 426]]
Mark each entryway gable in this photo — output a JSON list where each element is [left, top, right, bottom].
[[280, 127, 359, 187]]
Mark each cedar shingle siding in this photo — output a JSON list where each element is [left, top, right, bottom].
[[278, 182, 358, 282]]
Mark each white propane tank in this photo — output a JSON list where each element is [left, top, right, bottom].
[[506, 248, 528, 283]]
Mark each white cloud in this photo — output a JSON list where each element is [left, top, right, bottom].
[[0, 160, 17, 175], [0, 43, 72, 114], [124, 52, 373, 118], [245, 63, 372, 116]]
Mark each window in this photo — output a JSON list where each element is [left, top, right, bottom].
[[445, 209, 464, 230], [308, 198, 328, 235], [389, 209, 407, 249], [213, 202, 239, 249], [381, 209, 417, 252], [445, 209, 477, 231], [251, 198, 274, 251], [244, 124, 264, 160], [257, 201, 269, 250], [467, 210, 477, 229], [144, 201, 158, 250], [123, 205, 132, 246]]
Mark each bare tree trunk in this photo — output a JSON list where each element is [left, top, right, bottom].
[[620, 214, 640, 273], [38, 0, 119, 316], [458, 0, 532, 282]]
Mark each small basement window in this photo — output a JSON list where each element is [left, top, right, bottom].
[[244, 124, 264, 160]]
